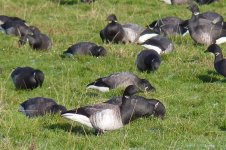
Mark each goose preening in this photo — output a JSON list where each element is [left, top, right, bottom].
[[61, 85, 165, 135], [187, 3, 226, 45], [11, 67, 44, 90], [86, 72, 155, 92], [205, 44, 226, 77], [19, 97, 67, 117], [63, 42, 107, 57]]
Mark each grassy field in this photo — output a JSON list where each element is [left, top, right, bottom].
[[0, 0, 226, 149]]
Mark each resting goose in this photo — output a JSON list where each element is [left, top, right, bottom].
[[86, 72, 155, 92], [148, 16, 189, 36], [19, 97, 66, 117], [11, 67, 44, 90]]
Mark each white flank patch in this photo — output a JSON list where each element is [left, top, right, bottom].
[[138, 33, 158, 44], [216, 37, 226, 44], [0, 20, 3, 25], [61, 113, 93, 128], [182, 30, 189, 36], [162, 0, 172, 4], [142, 44, 162, 54], [86, 85, 109, 92], [19, 106, 27, 116], [91, 109, 123, 131]]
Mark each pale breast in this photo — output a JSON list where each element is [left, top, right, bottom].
[[90, 108, 123, 131]]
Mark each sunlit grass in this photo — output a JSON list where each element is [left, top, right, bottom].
[[0, 0, 226, 149]]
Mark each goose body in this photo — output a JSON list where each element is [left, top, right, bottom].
[[19, 97, 66, 117], [205, 44, 226, 77], [187, 3, 225, 45], [100, 14, 125, 44], [148, 17, 189, 36], [136, 49, 161, 72], [86, 72, 155, 92], [19, 29, 52, 50], [1, 20, 32, 36], [63, 42, 106, 57], [62, 85, 165, 134], [11, 67, 44, 90], [141, 35, 174, 54], [122, 23, 145, 43]]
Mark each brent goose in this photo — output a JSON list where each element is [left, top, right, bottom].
[[0, 20, 32, 36], [100, 14, 125, 44], [122, 23, 145, 43], [63, 42, 107, 57], [62, 85, 164, 134], [86, 72, 155, 92], [148, 16, 189, 36], [136, 49, 161, 72], [0, 15, 26, 25], [137, 27, 160, 44], [187, 3, 226, 45], [19, 27, 52, 50], [141, 35, 174, 54], [205, 44, 226, 77], [11, 67, 44, 90], [163, 0, 218, 5], [81, 0, 95, 3], [19, 97, 67, 117]]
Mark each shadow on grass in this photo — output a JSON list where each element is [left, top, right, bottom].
[[50, 0, 79, 5], [197, 71, 223, 83], [46, 123, 95, 135]]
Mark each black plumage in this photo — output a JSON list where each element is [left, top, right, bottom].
[[63, 42, 107, 57], [19, 97, 67, 117], [205, 44, 226, 77], [11, 67, 44, 90], [136, 49, 161, 72]]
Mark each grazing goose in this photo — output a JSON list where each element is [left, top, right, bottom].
[[11, 67, 44, 90], [81, 0, 95, 3], [86, 72, 155, 92], [63, 42, 107, 57], [100, 14, 125, 44], [19, 97, 67, 117], [0, 15, 26, 25], [136, 49, 161, 72], [0, 20, 32, 36], [141, 35, 174, 54], [122, 23, 146, 43], [62, 85, 164, 134], [162, 0, 218, 5], [19, 27, 52, 50], [205, 44, 226, 77], [148, 16, 189, 36], [187, 3, 225, 45]]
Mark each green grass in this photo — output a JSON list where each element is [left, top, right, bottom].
[[0, 0, 226, 149]]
